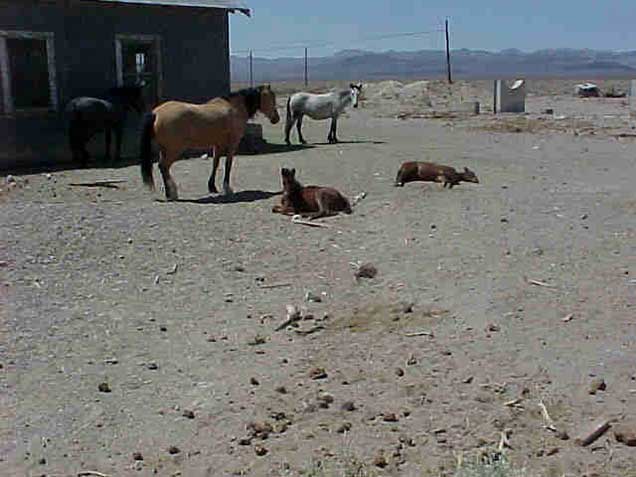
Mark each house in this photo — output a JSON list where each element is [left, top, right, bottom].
[[0, 0, 250, 170]]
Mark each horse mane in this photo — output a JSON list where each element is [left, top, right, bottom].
[[224, 87, 262, 118]]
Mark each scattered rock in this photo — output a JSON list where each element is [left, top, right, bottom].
[[317, 392, 334, 408], [159, 326, 168, 332], [182, 409, 195, 419], [372, 452, 388, 468], [305, 291, 322, 303], [614, 422, 636, 447], [382, 412, 399, 422], [355, 263, 378, 280], [233, 265, 245, 272], [486, 323, 500, 333], [395, 368, 405, 377], [247, 421, 273, 440], [309, 367, 328, 380], [337, 422, 352, 433], [588, 378, 606, 395], [132, 452, 144, 461], [250, 377, 260, 386], [399, 302, 414, 313], [98, 382, 111, 393], [275, 386, 288, 394], [168, 446, 181, 455], [38, 457, 46, 465], [341, 401, 356, 412], [463, 376, 474, 384], [147, 362, 158, 370], [238, 437, 252, 446], [254, 445, 268, 456], [248, 335, 267, 346]]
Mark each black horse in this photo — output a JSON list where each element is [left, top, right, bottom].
[[66, 85, 145, 166]]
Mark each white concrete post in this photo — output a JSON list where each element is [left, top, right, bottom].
[[495, 79, 526, 113]]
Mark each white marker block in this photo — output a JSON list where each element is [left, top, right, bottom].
[[494, 79, 526, 113]]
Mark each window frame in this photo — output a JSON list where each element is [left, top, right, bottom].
[[114, 34, 163, 103], [0, 30, 58, 116]]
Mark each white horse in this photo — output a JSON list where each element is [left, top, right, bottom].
[[285, 83, 362, 145]]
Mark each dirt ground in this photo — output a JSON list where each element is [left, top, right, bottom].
[[2, 80, 636, 477]]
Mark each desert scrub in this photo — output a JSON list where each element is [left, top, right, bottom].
[[455, 453, 528, 477]]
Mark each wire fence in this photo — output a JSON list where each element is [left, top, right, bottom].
[[230, 24, 449, 87]]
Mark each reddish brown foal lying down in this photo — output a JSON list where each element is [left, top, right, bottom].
[[272, 168, 352, 219], [394, 161, 480, 189]]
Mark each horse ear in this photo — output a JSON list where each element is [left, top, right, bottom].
[[291, 168, 296, 177], [349, 83, 355, 89]]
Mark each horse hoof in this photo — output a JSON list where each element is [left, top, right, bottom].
[[208, 183, 218, 194], [223, 186, 234, 196]]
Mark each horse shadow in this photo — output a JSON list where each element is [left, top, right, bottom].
[[310, 140, 387, 146], [237, 142, 314, 156], [175, 190, 282, 205]]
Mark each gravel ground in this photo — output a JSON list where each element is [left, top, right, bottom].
[[2, 83, 636, 477]]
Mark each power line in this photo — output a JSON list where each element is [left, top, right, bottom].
[[231, 28, 443, 56]]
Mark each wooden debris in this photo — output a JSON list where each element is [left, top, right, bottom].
[[498, 429, 513, 451], [562, 313, 574, 322], [259, 282, 292, 289], [538, 400, 557, 432], [404, 330, 434, 337], [275, 305, 302, 331], [575, 420, 611, 447], [166, 263, 178, 275], [294, 325, 325, 336], [527, 278, 556, 288], [291, 215, 331, 228]]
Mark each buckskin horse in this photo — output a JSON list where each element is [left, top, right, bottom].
[[140, 85, 280, 200]]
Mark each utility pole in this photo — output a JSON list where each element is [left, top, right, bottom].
[[249, 49, 254, 87], [445, 19, 452, 84], [304, 47, 308, 87]]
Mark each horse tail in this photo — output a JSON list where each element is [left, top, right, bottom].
[[140, 112, 156, 189], [286, 95, 293, 125]]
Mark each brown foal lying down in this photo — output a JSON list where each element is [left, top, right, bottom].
[[272, 168, 352, 219], [395, 161, 479, 189]]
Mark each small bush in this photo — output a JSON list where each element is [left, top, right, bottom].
[[454, 452, 527, 477]]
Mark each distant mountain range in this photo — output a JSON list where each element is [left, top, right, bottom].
[[231, 49, 636, 82]]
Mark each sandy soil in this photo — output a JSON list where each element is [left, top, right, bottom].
[[2, 80, 636, 477]]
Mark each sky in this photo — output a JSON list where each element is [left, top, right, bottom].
[[229, 0, 636, 58]]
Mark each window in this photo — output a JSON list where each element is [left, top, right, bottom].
[[0, 31, 57, 114], [115, 34, 162, 107]]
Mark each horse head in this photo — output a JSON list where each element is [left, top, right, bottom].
[[349, 83, 363, 108], [258, 85, 280, 124]]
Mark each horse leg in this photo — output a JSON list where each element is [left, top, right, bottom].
[[296, 115, 307, 144], [208, 147, 222, 194], [104, 128, 112, 162], [114, 126, 123, 162], [329, 116, 339, 143], [284, 116, 295, 145], [158, 149, 179, 201], [222, 146, 238, 195]]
